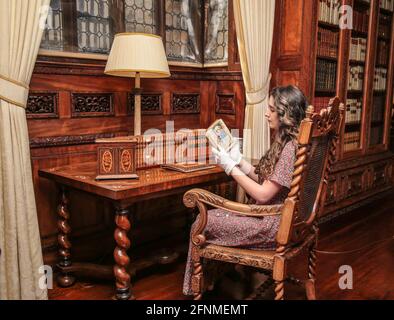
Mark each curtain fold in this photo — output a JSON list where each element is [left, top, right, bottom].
[[233, 0, 275, 202], [0, 0, 50, 300]]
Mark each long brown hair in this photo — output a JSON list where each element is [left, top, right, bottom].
[[255, 85, 307, 182]]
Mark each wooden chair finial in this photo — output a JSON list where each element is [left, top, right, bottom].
[[306, 105, 314, 118]]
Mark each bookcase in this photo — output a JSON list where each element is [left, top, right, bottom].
[[272, 0, 394, 220]]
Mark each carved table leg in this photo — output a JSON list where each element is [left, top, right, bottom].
[[57, 186, 76, 287], [113, 207, 133, 300]]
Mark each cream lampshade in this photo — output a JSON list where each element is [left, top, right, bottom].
[[105, 33, 171, 135]]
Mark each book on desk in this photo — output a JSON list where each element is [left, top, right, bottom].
[[160, 163, 217, 173]]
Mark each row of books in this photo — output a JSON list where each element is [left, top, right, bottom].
[[318, 0, 341, 25], [316, 60, 337, 91], [314, 97, 332, 112], [372, 96, 386, 122], [317, 28, 339, 58], [348, 66, 365, 91], [376, 40, 390, 65], [345, 99, 363, 124], [373, 67, 387, 90], [380, 0, 394, 11], [343, 132, 361, 152], [353, 10, 370, 34], [378, 18, 392, 39], [350, 37, 367, 62]]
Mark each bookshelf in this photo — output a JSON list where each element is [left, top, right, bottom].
[[368, 6, 394, 150], [272, 0, 394, 218], [313, 0, 394, 159]]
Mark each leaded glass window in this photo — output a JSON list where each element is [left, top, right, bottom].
[[165, 0, 202, 64], [40, 0, 64, 51], [77, 0, 113, 54], [124, 0, 157, 34], [204, 0, 228, 65], [39, 0, 229, 66]]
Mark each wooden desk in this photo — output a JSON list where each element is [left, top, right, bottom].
[[39, 162, 228, 300]]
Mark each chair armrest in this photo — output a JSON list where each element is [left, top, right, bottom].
[[183, 188, 283, 217], [183, 189, 283, 247]]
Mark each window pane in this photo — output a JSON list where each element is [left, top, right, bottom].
[[204, 0, 228, 64], [77, 0, 113, 54], [165, 0, 202, 64], [124, 0, 157, 34], [40, 0, 64, 51]]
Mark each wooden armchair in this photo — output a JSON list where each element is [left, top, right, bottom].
[[183, 98, 344, 300]]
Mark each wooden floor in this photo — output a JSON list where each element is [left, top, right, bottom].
[[49, 191, 394, 300]]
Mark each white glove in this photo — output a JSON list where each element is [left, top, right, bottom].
[[212, 146, 237, 175], [228, 140, 243, 165]]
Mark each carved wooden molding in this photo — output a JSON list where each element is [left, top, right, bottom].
[[71, 93, 114, 118], [26, 92, 58, 119], [171, 93, 200, 114], [200, 246, 274, 270], [216, 93, 236, 115], [33, 56, 243, 81], [128, 93, 162, 115], [30, 132, 116, 148], [333, 151, 393, 173]]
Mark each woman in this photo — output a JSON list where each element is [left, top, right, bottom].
[[183, 85, 307, 296]]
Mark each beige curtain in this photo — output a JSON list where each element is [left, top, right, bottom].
[[233, 0, 275, 202], [0, 0, 50, 300]]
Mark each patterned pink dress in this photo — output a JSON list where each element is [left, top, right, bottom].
[[183, 140, 297, 296]]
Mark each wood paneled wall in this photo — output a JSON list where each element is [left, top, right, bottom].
[[270, 0, 317, 101]]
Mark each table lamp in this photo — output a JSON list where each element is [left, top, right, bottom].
[[105, 33, 171, 135]]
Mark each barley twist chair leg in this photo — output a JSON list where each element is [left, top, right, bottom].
[[191, 247, 204, 300], [274, 280, 285, 300], [306, 240, 317, 300], [305, 279, 317, 300], [308, 243, 317, 281]]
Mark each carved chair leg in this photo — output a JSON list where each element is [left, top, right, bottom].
[[113, 207, 133, 300], [57, 187, 76, 287], [274, 279, 285, 300], [273, 254, 286, 300], [191, 247, 204, 300], [305, 279, 317, 300], [306, 240, 318, 300], [308, 243, 317, 281], [307, 224, 319, 297]]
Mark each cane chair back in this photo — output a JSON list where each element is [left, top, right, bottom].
[[276, 97, 344, 248]]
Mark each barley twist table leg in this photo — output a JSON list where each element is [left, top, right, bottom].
[[57, 186, 76, 287], [113, 207, 133, 300]]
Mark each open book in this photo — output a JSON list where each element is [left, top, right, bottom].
[[205, 119, 236, 152]]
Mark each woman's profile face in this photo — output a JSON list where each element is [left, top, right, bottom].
[[266, 96, 280, 132]]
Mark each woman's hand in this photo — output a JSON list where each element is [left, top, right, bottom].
[[212, 147, 237, 175], [228, 141, 243, 165]]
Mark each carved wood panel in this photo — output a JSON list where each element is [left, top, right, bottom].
[[171, 93, 200, 114], [128, 93, 162, 115], [30, 132, 116, 149], [26, 92, 58, 119], [71, 93, 114, 117], [216, 93, 236, 115]]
